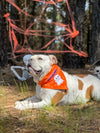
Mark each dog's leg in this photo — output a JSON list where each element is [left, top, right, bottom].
[[32, 99, 51, 108], [15, 100, 34, 110], [15, 96, 51, 110], [24, 95, 41, 103], [15, 95, 40, 110]]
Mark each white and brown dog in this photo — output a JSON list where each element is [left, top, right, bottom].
[[15, 55, 100, 110]]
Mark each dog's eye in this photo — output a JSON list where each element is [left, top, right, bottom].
[[38, 57, 43, 60]]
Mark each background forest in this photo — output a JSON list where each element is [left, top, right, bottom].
[[0, 0, 100, 68]]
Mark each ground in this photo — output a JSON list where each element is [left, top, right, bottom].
[[0, 65, 100, 133]]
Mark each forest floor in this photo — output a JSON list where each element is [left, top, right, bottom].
[[0, 65, 100, 133]]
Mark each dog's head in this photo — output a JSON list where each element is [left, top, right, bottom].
[[94, 66, 100, 79], [27, 54, 57, 81]]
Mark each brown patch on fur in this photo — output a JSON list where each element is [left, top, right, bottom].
[[86, 85, 94, 99], [78, 79, 84, 90], [76, 74, 88, 78], [52, 89, 68, 106]]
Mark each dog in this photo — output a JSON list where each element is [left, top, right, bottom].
[[94, 66, 100, 79], [15, 54, 100, 110]]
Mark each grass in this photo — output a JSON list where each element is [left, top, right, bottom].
[[0, 79, 100, 133]]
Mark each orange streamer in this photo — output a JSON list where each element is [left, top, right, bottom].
[[4, 0, 87, 58]]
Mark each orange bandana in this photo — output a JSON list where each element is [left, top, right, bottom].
[[38, 65, 68, 90]]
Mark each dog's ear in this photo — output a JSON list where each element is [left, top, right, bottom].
[[49, 55, 57, 65]]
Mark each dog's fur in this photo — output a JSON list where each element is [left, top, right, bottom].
[[15, 55, 100, 110]]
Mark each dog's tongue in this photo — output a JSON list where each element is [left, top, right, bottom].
[[28, 65, 35, 73], [28, 65, 41, 74]]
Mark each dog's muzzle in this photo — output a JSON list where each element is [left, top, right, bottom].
[[27, 64, 42, 75]]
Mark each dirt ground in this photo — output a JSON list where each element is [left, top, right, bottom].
[[0, 65, 100, 133]]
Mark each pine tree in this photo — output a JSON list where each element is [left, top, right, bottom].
[[63, 0, 86, 68], [0, 0, 8, 67], [91, 0, 100, 63]]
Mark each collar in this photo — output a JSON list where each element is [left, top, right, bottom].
[[38, 64, 68, 90]]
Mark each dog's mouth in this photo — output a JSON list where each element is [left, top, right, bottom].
[[27, 64, 42, 75]]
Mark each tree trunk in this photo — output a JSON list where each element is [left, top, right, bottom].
[[91, 0, 100, 64], [50, 4, 57, 50], [63, 0, 86, 68], [0, 0, 8, 67]]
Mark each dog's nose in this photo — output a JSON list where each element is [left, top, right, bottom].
[[27, 64, 31, 68]]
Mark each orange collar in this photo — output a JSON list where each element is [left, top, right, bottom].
[[38, 65, 68, 90]]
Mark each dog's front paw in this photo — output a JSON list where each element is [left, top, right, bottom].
[[15, 101, 34, 110], [15, 101, 27, 110]]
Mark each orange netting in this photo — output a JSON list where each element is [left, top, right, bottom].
[[4, 0, 88, 58]]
